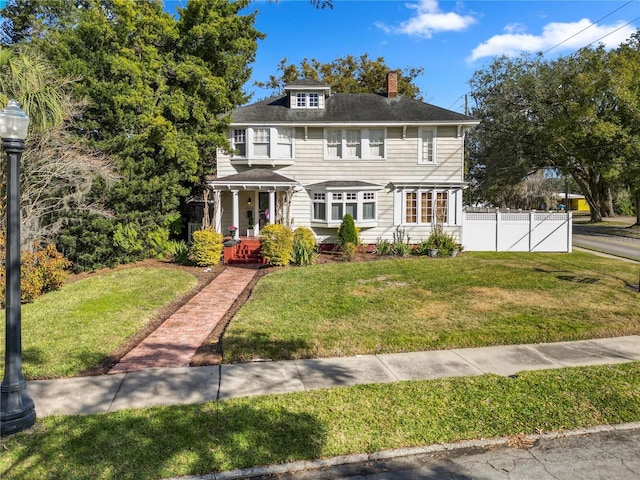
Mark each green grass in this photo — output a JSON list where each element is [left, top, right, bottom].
[[223, 252, 640, 362], [0, 267, 197, 379], [2, 362, 640, 480]]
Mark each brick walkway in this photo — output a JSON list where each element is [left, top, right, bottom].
[[109, 266, 258, 374]]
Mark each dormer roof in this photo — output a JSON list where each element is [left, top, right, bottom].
[[284, 78, 331, 93]]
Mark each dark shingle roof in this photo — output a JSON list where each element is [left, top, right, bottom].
[[306, 180, 381, 189], [231, 93, 476, 124], [206, 168, 297, 185], [284, 79, 330, 89]]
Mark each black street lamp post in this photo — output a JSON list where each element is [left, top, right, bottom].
[[0, 100, 35, 436]]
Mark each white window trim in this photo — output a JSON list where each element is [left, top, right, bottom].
[[401, 189, 451, 225], [230, 127, 296, 160], [291, 92, 324, 109], [418, 127, 438, 165], [323, 128, 387, 160], [311, 190, 378, 227]]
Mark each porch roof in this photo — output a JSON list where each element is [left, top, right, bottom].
[[205, 168, 300, 190], [390, 181, 468, 190], [306, 180, 383, 190]]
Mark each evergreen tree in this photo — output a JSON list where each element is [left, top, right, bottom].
[[1, 0, 263, 267]]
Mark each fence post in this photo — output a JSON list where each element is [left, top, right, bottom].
[[529, 211, 534, 252], [567, 211, 573, 253], [495, 210, 500, 251]]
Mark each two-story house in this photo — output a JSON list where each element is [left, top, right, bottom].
[[205, 72, 479, 250]]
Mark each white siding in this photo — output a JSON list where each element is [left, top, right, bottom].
[[215, 125, 467, 244]]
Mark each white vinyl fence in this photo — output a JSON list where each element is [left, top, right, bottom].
[[462, 209, 572, 252]]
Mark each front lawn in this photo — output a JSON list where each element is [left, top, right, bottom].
[[1, 362, 639, 480], [223, 252, 640, 362], [0, 267, 198, 379]]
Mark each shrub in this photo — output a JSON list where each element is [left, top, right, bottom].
[[190, 229, 223, 266], [145, 227, 172, 259], [415, 239, 432, 256], [0, 238, 71, 306], [341, 241, 357, 262], [391, 226, 412, 256], [423, 223, 458, 257], [260, 224, 294, 266], [374, 237, 392, 256], [292, 227, 317, 266], [168, 240, 191, 265], [337, 214, 358, 246]]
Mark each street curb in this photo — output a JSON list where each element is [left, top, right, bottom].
[[164, 421, 640, 480]]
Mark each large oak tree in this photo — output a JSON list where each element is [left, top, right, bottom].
[[468, 33, 640, 223]]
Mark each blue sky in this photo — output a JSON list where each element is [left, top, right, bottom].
[[181, 1, 636, 112]]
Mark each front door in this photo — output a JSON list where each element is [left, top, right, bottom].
[[259, 192, 270, 229]]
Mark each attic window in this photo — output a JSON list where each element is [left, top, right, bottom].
[[292, 92, 323, 109]]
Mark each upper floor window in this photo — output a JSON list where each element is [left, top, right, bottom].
[[233, 129, 246, 157], [253, 128, 270, 157], [418, 128, 437, 164], [324, 128, 386, 160], [277, 128, 293, 158], [292, 92, 324, 109], [369, 129, 385, 158], [230, 127, 295, 160]]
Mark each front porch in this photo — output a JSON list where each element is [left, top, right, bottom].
[[223, 237, 266, 265]]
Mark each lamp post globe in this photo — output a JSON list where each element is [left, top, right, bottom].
[[0, 99, 36, 436]]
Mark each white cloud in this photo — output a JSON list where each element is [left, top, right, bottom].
[[377, 0, 477, 39], [469, 19, 637, 62]]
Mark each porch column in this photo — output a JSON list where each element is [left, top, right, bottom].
[[249, 191, 257, 234], [232, 190, 239, 240], [268, 190, 276, 225], [213, 190, 222, 233]]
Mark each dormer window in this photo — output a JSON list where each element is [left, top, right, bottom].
[[291, 92, 324, 108], [293, 92, 323, 109]]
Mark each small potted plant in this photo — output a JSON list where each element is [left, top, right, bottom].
[[228, 225, 238, 236]]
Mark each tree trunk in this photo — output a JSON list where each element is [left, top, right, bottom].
[[635, 193, 640, 226], [572, 174, 603, 222]]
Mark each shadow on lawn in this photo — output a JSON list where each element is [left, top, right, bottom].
[[2, 402, 327, 480], [223, 331, 313, 362]]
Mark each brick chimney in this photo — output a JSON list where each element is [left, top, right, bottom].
[[387, 71, 398, 98]]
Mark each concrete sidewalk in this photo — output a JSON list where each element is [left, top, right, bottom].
[[28, 335, 640, 417]]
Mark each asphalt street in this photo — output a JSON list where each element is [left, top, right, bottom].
[[573, 222, 640, 261], [252, 424, 640, 480]]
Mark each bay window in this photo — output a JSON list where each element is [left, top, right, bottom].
[[230, 126, 295, 160], [253, 128, 270, 157], [233, 129, 246, 156], [312, 190, 378, 224], [313, 193, 326, 220]]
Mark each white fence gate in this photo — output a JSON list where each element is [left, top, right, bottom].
[[462, 210, 572, 252]]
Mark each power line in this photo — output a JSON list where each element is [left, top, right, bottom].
[[586, 15, 640, 48], [543, 0, 636, 55]]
